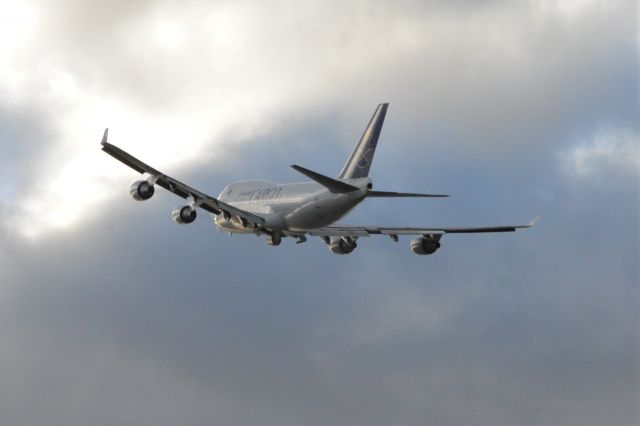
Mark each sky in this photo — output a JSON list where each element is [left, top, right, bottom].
[[0, 0, 638, 425]]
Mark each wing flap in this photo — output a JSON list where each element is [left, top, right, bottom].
[[367, 191, 449, 198], [102, 139, 161, 175], [309, 226, 372, 237], [309, 215, 540, 237]]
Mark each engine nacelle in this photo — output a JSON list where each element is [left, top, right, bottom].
[[411, 235, 441, 255], [172, 205, 197, 224], [329, 237, 357, 255], [129, 180, 155, 201]]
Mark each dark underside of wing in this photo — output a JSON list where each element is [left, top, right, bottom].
[[367, 190, 449, 198], [101, 138, 265, 224], [309, 215, 541, 237]]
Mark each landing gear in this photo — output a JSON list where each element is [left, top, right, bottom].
[[267, 232, 282, 246]]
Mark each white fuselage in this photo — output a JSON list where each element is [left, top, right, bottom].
[[214, 177, 372, 235]]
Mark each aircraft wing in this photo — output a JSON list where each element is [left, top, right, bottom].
[[100, 129, 265, 227], [308, 215, 541, 238]]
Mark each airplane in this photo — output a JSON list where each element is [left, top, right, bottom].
[[101, 103, 539, 255]]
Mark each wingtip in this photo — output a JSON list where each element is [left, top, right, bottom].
[[528, 213, 542, 227], [101, 128, 109, 145]]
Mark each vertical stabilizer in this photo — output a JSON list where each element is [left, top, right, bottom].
[[338, 103, 388, 179]]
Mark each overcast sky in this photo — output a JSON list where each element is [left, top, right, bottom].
[[0, 0, 638, 425]]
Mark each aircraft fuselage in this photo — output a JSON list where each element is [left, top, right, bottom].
[[214, 177, 371, 234]]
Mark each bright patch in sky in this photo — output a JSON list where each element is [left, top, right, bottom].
[[563, 129, 640, 178], [0, 3, 283, 238], [0, 1, 35, 54]]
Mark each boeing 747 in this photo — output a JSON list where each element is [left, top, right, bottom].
[[101, 103, 538, 254]]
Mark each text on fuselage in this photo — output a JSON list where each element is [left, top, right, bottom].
[[237, 187, 283, 202]]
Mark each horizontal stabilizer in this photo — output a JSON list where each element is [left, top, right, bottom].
[[291, 164, 359, 193], [368, 191, 449, 198]]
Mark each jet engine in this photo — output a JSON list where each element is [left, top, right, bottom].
[[329, 237, 358, 254], [172, 205, 197, 224], [129, 180, 154, 201], [410, 235, 441, 255]]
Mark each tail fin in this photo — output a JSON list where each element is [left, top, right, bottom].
[[338, 103, 388, 179]]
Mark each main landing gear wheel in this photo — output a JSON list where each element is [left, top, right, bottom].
[[267, 232, 282, 246]]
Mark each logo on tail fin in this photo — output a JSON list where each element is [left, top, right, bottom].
[[338, 103, 388, 179], [356, 147, 375, 170]]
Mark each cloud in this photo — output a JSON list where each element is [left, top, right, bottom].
[[0, 1, 637, 424], [562, 128, 640, 178], [0, 0, 637, 237], [0, 159, 636, 426]]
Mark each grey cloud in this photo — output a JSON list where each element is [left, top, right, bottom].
[[1, 121, 637, 425], [2, 0, 635, 218], [0, 0, 637, 425], [24, 0, 637, 125], [0, 102, 57, 179]]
